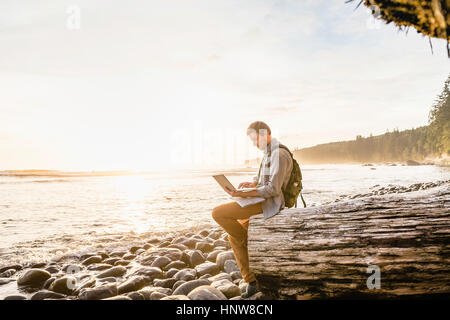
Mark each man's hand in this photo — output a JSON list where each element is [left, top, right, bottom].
[[225, 187, 259, 198], [238, 181, 256, 189]]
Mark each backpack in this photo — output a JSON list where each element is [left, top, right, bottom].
[[256, 143, 306, 208]]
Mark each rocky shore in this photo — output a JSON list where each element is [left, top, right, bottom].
[[0, 227, 264, 300], [1, 179, 448, 300], [320, 179, 450, 206]]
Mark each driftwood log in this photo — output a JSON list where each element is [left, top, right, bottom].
[[248, 185, 450, 299]]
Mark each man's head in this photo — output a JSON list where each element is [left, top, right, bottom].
[[246, 121, 272, 150]]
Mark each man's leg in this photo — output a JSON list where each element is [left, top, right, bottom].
[[211, 201, 262, 283]]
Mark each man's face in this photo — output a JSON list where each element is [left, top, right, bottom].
[[248, 131, 268, 151]]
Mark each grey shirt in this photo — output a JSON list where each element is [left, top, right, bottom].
[[252, 137, 293, 219]]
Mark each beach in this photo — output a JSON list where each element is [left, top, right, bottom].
[[0, 164, 449, 300]]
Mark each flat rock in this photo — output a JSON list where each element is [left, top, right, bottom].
[[96, 266, 127, 279], [195, 262, 220, 277], [17, 269, 51, 287], [131, 267, 163, 281], [216, 251, 235, 270], [3, 295, 27, 300], [172, 279, 211, 296], [79, 284, 118, 300], [224, 260, 240, 274], [82, 255, 103, 266], [30, 290, 66, 300], [118, 276, 149, 294], [153, 277, 178, 288], [49, 276, 77, 295], [187, 285, 227, 300], [103, 295, 132, 300], [151, 256, 172, 269], [211, 279, 241, 299], [161, 295, 190, 300], [174, 268, 197, 281]]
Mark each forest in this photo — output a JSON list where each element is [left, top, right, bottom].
[[294, 74, 450, 165]]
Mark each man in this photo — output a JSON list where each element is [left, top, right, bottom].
[[211, 121, 293, 298]]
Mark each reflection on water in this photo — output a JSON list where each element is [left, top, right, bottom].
[[0, 164, 449, 265]]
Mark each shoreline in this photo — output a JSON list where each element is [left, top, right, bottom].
[[1, 179, 449, 300]]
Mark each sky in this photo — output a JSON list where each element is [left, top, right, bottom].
[[1, 0, 449, 171]]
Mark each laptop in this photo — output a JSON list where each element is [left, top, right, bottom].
[[212, 174, 257, 193]]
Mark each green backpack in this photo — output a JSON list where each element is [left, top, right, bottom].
[[256, 144, 306, 208]]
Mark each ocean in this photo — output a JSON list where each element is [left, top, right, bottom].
[[1, 164, 449, 266]]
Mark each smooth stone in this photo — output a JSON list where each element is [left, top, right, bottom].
[[103, 258, 121, 265], [199, 274, 212, 279], [96, 266, 127, 279], [114, 260, 130, 266], [150, 292, 167, 300], [0, 264, 22, 273], [0, 269, 16, 278], [3, 295, 27, 300], [230, 271, 242, 281], [167, 243, 188, 251], [211, 279, 241, 298], [172, 279, 211, 296], [44, 266, 59, 274], [154, 277, 178, 288], [79, 284, 118, 300], [151, 256, 172, 269], [224, 260, 240, 274], [98, 277, 117, 283], [118, 276, 149, 294], [73, 278, 96, 296], [216, 251, 235, 270], [208, 231, 222, 240], [206, 250, 224, 262], [158, 241, 171, 248], [166, 261, 186, 270], [174, 268, 197, 282], [195, 242, 215, 253], [208, 273, 232, 283], [82, 255, 103, 266], [43, 277, 56, 289], [132, 267, 163, 281], [213, 239, 229, 247], [109, 250, 127, 258], [195, 262, 220, 277], [122, 253, 136, 261], [172, 280, 186, 291], [103, 295, 132, 300], [135, 249, 146, 255], [30, 290, 66, 300], [49, 276, 77, 295], [125, 291, 145, 300], [230, 296, 244, 300], [138, 287, 172, 300], [187, 285, 227, 300], [160, 295, 190, 300], [189, 250, 205, 267], [30, 262, 46, 269], [87, 263, 112, 271], [17, 269, 51, 287], [165, 268, 179, 279], [130, 246, 142, 253], [181, 238, 198, 249]]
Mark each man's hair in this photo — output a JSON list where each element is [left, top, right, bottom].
[[246, 121, 271, 136]]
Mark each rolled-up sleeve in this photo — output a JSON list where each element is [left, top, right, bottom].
[[256, 149, 290, 199]]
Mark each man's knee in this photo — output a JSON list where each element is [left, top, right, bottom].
[[211, 205, 223, 221]]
